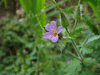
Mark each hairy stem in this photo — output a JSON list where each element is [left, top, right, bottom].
[[66, 28, 83, 60], [54, 0, 83, 60], [73, 19, 78, 31], [66, 50, 81, 60]]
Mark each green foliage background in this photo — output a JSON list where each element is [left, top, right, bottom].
[[0, 0, 100, 75]]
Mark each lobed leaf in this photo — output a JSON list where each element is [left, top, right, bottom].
[[86, 35, 100, 44]]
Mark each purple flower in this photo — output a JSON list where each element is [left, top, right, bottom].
[[60, 8, 62, 10], [23, 49, 28, 54], [41, 9, 44, 13], [31, 61, 35, 64], [44, 21, 62, 42], [67, 61, 71, 64]]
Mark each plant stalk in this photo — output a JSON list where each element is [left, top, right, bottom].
[[73, 19, 78, 31], [54, 0, 83, 60], [66, 28, 83, 60], [66, 50, 81, 60]]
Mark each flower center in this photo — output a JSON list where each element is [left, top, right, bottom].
[[51, 29, 57, 36]]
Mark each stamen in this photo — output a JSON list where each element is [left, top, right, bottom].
[[52, 33, 55, 35], [51, 29, 57, 36], [52, 29, 56, 32]]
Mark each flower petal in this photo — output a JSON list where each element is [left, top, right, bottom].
[[45, 23, 51, 31], [51, 21, 56, 29], [44, 32, 52, 39], [57, 26, 62, 34], [52, 35, 58, 42]]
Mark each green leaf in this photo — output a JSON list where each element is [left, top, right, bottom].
[[63, 7, 74, 14], [82, 0, 98, 6], [65, 59, 82, 75], [47, 10, 59, 17], [88, 1, 100, 20], [25, 42, 34, 49], [19, 0, 46, 25], [27, 67, 35, 75], [86, 35, 100, 44], [5, 65, 14, 70], [81, 15, 99, 35], [0, 50, 5, 58], [80, 47, 93, 55], [0, 64, 4, 69], [84, 57, 96, 64], [69, 28, 82, 37], [82, 0, 100, 20], [5, 31, 28, 44], [4, 0, 7, 8]]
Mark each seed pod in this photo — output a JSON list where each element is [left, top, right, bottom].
[[75, 0, 81, 20], [75, 5, 80, 20], [61, 12, 69, 29]]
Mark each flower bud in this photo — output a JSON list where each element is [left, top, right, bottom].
[[61, 12, 69, 29], [75, 5, 80, 20]]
